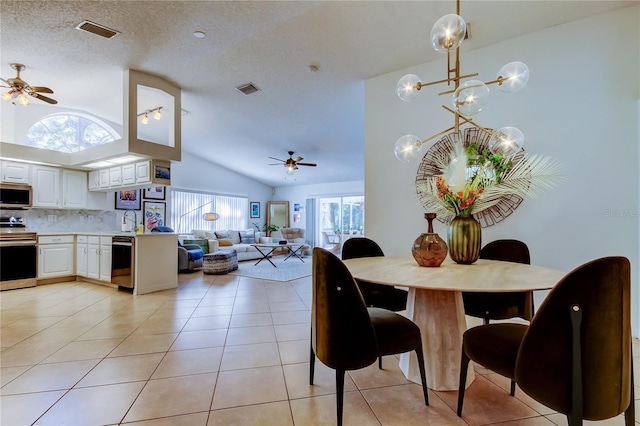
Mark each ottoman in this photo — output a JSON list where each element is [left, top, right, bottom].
[[203, 250, 238, 275]]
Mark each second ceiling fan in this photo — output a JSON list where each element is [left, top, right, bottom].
[[269, 151, 317, 173]]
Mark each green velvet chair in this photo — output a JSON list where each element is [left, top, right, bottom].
[[462, 239, 533, 325], [457, 256, 634, 426], [310, 247, 428, 426]]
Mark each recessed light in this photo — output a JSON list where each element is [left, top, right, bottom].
[[193, 31, 206, 39]]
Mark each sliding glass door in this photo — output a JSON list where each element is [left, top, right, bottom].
[[318, 195, 364, 249]]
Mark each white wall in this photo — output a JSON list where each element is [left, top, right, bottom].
[[170, 151, 274, 228], [365, 7, 639, 332]]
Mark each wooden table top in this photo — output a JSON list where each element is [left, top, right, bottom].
[[343, 257, 566, 293]]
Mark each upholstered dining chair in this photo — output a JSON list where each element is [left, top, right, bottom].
[[457, 256, 634, 426], [462, 239, 533, 324], [342, 237, 408, 312], [310, 247, 429, 426]]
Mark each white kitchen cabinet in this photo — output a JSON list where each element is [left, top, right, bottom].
[[76, 235, 88, 277], [88, 170, 99, 190], [62, 170, 87, 208], [87, 236, 111, 282], [109, 166, 122, 187], [1, 160, 31, 183], [38, 235, 74, 279], [122, 163, 136, 185], [135, 160, 150, 184], [99, 169, 110, 188], [32, 165, 60, 207]]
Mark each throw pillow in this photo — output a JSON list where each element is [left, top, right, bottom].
[[218, 238, 233, 246], [239, 230, 255, 244], [204, 231, 216, 239], [192, 230, 207, 238], [228, 230, 241, 245], [215, 230, 229, 239]]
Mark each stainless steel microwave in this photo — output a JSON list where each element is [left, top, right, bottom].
[[0, 183, 33, 209]]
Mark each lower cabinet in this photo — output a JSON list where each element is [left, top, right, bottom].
[[82, 236, 112, 282], [38, 235, 74, 279]]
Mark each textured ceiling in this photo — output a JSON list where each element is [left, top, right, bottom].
[[0, 1, 634, 187]]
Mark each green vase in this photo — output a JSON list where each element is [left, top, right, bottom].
[[447, 214, 481, 264]]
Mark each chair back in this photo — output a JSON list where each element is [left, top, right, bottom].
[[480, 239, 530, 264], [515, 256, 631, 420], [281, 227, 304, 242], [341, 237, 384, 260], [312, 248, 378, 371]]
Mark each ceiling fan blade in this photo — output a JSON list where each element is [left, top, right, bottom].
[[296, 162, 317, 167], [29, 92, 58, 104], [0, 77, 10, 85], [293, 156, 303, 162], [28, 86, 54, 94], [268, 157, 285, 162], [268, 163, 283, 166]]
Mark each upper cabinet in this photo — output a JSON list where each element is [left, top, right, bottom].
[[1, 160, 31, 184], [32, 166, 87, 209], [88, 159, 170, 192], [32, 165, 60, 208]]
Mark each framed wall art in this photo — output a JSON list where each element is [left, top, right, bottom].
[[143, 201, 166, 233], [143, 186, 165, 200], [115, 189, 141, 210], [250, 201, 260, 218]]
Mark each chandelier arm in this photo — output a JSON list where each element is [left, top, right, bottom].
[[416, 125, 456, 148], [441, 105, 496, 138]]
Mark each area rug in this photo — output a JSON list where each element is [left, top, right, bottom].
[[230, 256, 312, 281]]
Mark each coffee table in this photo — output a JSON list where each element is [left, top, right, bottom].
[[251, 243, 304, 267]]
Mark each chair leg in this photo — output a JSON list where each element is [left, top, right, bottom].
[[309, 343, 315, 385], [510, 380, 516, 396], [336, 369, 345, 426], [378, 356, 382, 369], [457, 345, 471, 417], [624, 358, 635, 426], [414, 344, 429, 406]]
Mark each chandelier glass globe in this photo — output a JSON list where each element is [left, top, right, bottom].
[[394, 134, 423, 162], [452, 80, 489, 116], [489, 126, 524, 155], [430, 14, 466, 53], [397, 74, 421, 102]]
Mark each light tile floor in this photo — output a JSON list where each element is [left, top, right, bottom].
[[1, 270, 639, 425]]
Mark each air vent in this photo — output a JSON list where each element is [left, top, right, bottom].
[[236, 82, 261, 95], [75, 20, 120, 39]]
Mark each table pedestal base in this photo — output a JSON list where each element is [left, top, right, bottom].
[[399, 287, 475, 391]]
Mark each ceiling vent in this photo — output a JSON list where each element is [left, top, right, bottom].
[[75, 20, 120, 39], [236, 82, 261, 95]]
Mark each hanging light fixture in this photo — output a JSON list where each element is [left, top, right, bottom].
[[154, 107, 162, 120], [394, 0, 529, 162], [141, 113, 149, 125]]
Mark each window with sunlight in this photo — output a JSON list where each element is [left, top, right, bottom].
[[171, 190, 248, 234], [25, 113, 118, 153]]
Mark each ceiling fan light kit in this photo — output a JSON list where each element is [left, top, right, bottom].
[[1, 63, 58, 106], [268, 151, 317, 175], [394, 0, 529, 162]]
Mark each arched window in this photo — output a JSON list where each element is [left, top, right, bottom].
[[25, 113, 119, 153]]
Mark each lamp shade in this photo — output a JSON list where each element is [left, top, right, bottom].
[[202, 212, 219, 221]]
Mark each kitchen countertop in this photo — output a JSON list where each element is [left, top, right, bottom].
[[36, 232, 175, 237]]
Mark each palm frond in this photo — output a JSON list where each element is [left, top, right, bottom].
[[493, 153, 565, 198]]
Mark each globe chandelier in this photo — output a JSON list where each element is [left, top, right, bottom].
[[394, 0, 530, 162]]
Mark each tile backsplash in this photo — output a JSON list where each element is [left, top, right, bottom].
[[2, 209, 120, 233]]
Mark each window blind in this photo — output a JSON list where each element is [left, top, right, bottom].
[[170, 190, 248, 234]]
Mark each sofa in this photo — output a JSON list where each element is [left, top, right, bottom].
[[179, 229, 268, 262]]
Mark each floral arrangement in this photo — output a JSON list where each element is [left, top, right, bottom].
[[417, 139, 563, 219]]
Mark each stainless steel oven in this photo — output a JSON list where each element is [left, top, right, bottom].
[[112, 235, 134, 289], [0, 217, 37, 291]]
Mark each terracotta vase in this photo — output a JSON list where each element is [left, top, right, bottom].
[[412, 213, 448, 267], [447, 214, 481, 264]]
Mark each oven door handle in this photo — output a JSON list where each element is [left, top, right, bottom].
[[112, 242, 133, 247], [0, 240, 37, 247]]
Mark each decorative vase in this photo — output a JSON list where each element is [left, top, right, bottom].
[[412, 213, 448, 267], [447, 214, 481, 264]]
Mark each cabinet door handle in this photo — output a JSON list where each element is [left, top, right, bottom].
[[84, 248, 87, 254]]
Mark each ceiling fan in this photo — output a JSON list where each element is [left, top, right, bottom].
[[1, 63, 57, 105], [269, 151, 317, 173]]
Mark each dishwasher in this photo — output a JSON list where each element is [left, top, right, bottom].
[[111, 235, 135, 289]]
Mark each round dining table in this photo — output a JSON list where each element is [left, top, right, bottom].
[[343, 256, 566, 391]]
